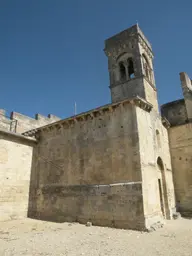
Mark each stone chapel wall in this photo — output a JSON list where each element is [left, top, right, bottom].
[[28, 102, 144, 228], [32, 103, 141, 186]]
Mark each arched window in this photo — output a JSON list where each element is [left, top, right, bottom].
[[156, 129, 161, 148], [119, 62, 126, 80], [128, 58, 135, 79], [142, 54, 151, 81]]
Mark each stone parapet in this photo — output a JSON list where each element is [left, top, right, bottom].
[[0, 109, 60, 134]]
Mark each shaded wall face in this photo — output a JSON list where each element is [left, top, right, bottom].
[[34, 104, 141, 187], [0, 134, 34, 221], [169, 123, 192, 216], [36, 182, 145, 230], [161, 100, 188, 126], [136, 107, 175, 225], [111, 77, 145, 103]]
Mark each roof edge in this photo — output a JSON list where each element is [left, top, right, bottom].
[[161, 98, 184, 109], [22, 96, 153, 137], [0, 128, 37, 143]]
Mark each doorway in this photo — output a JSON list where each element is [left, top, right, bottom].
[[157, 157, 170, 219], [158, 179, 164, 216]]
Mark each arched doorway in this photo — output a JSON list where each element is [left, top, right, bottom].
[[157, 157, 169, 219]]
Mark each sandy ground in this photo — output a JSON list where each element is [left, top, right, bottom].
[[0, 218, 192, 256]]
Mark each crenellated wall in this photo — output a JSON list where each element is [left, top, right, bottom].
[[0, 109, 60, 134], [0, 109, 13, 132]]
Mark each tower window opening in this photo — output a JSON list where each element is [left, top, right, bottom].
[[128, 58, 135, 79], [119, 62, 126, 80]]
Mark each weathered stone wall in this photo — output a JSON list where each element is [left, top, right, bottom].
[[31, 103, 141, 187], [35, 182, 145, 230], [143, 79, 158, 112], [169, 123, 192, 216], [161, 99, 187, 126], [28, 102, 144, 228], [0, 109, 60, 134], [105, 25, 152, 52], [0, 130, 36, 221], [136, 107, 175, 226], [110, 77, 145, 103]]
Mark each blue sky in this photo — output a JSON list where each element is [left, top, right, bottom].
[[0, 0, 192, 119]]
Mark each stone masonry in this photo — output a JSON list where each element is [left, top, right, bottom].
[[161, 72, 192, 217]]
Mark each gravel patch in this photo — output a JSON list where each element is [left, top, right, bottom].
[[0, 218, 192, 255]]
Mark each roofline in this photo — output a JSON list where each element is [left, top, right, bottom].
[[161, 98, 184, 109], [22, 96, 153, 137]]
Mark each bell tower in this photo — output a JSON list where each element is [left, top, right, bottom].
[[104, 24, 159, 111]]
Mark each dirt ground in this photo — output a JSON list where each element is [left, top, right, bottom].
[[0, 218, 192, 256]]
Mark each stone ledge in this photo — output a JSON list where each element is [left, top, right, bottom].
[[0, 128, 37, 144]]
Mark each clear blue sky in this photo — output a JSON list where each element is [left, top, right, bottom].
[[0, 0, 192, 119]]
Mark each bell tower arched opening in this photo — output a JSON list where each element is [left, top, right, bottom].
[[119, 62, 126, 81], [128, 58, 135, 78]]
